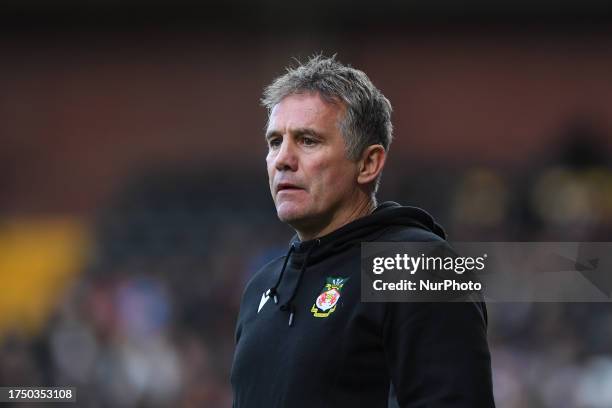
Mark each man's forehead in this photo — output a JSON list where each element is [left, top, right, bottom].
[[267, 93, 344, 131]]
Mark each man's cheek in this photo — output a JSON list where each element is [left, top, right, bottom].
[[324, 172, 347, 193]]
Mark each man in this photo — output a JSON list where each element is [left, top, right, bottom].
[[230, 55, 495, 407]]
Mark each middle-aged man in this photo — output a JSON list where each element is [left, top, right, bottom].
[[230, 55, 495, 407]]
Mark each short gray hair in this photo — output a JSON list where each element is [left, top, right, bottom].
[[261, 55, 393, 162]]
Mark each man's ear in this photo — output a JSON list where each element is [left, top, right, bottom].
[[357, 144, 386, 186]]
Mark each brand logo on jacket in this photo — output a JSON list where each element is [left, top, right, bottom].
[[311, 277, 349, 318], [257, 291, 270, 313]]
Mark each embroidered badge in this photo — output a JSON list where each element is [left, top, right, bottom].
[[311, 277, 349, 318]]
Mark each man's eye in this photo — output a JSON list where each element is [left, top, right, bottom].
[[302, 137, 317, 146], [268, 139, 281, 148]]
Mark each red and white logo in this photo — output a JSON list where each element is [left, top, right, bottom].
[[315, 288, 341, 311], [311, 277, 348, 318]]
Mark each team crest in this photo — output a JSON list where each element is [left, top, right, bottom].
[[311, 277, 349, 318]]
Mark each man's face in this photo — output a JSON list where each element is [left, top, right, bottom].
[[266, 92, 360, 233]]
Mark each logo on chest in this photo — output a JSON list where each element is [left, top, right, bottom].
[[311, 277, 349, 318]]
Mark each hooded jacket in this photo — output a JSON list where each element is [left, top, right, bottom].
[[231, 202, 495, 407]]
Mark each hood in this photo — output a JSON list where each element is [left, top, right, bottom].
[[289, 201, 446, 264], [267, 201, 445, 326]]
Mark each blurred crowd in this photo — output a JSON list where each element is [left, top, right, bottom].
[[1, 123, 611, 407]]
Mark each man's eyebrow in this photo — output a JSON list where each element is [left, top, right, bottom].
[[292, 127, 323, 138], [265, 127, 324, 140], [265, 130, 282, 140]]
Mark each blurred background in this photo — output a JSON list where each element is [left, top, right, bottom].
[[1, 1, 612, 407]]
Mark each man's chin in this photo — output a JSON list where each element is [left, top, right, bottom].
[[276, 204, 310, 226], [276, 209, 303, 224]]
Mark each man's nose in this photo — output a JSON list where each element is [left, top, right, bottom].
[[274, 139, 298, 171]]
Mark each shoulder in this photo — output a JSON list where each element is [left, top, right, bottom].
[[375, 225, 446, 243], [242, 255, 285, 296]]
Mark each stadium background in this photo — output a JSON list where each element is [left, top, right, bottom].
[[1, 1, 612, 406]]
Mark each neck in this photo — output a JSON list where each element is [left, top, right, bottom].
[[296, 194, 376, 241]]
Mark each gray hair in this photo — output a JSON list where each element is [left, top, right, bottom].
[[261, 55, 393, 163]]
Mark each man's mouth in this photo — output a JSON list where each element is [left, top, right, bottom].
[[276, 183, 303, 193]]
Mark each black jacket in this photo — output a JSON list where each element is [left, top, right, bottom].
[[231, 202, 495, 407]]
